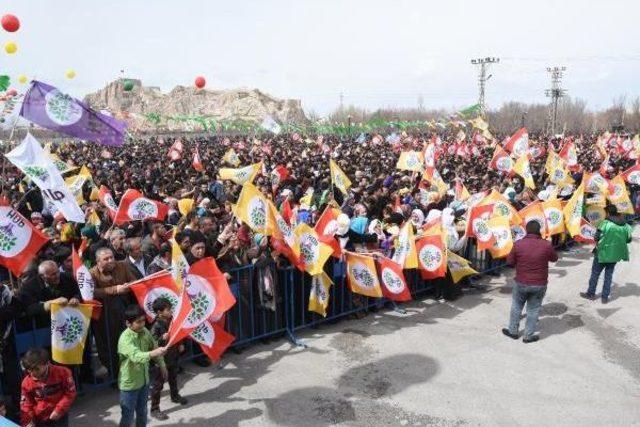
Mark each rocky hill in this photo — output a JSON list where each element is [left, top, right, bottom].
[[83, 79, 308, 132]]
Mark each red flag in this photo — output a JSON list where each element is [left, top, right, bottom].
[[98, 185, 118, 220], [599, 154, 610, 178], [271, 165, 290, 189], [71, 247, 102, 320], [466, 204, 496, 250], [573, 219, 597, 244], [190, 319, 235, 362], [113, 189, 168, 225], [377, 256, 412, 302], [559, 141, 580, 171], [167, 139, 183, 161], [192, 147, 204, 172], [271, 238, 305, 271], [77, 238, 89, 258], [314, 206, 342, 258], [621, 164, 640, 185], [415, 235, 447, 280], [183, 258, 236, 329], [489, 145, 514, 174], [0, 204, 49, 277], [281, 198, 293, 225], [504, 128, 529, 157]]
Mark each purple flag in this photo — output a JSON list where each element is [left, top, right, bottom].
[[19, 80, 127, 147]]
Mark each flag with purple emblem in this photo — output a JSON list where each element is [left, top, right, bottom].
[[19, 80, 127, 147]]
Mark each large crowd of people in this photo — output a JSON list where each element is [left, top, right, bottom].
[[0, 128, 637, 425]]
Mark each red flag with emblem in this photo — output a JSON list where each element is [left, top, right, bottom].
[[190, 319, 235, 362], [113, 189, 169, 225], [98, 185, 118, 220], [192, 147, 203, 172], [314, 205, 342, 258], [0, 203, 50, 277], [415, 235, 447, 280], [377, 256, 412, 302], [466, 204, 496, 250], [167, 139, 183, 161]]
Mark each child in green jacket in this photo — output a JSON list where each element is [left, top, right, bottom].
[[118, 305, 167, 427]]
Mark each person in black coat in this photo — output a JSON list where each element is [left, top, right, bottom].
[[16, 260, 82, 327], [123, 237, 153, 280]]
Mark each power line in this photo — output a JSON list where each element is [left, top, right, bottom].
[[545, 66, 567, 135], [470, 57, 500, 116]]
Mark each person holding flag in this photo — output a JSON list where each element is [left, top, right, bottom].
[[580, 205, 633, 304]]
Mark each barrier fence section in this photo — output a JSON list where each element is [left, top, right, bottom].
[[2, 191, 639, 396]]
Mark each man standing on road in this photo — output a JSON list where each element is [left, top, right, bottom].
[[503, 221, 558, 343], [580, 205, 632, 304]]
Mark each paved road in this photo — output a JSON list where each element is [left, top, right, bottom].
[[72, 228, 640, 426]]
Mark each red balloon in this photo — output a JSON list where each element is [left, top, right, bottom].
[[194, 76, 206, 89], [1, 14, 20, 33]]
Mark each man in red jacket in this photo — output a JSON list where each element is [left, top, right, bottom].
[[20, 348, 76, 427], [503, 221, 558, 343]]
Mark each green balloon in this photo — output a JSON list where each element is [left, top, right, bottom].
[[123, 80, 134, 91]]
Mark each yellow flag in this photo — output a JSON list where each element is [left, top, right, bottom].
[[487, 216, 514, 259], [222, 148, 241, 167], [295, 223, 333, 276], [51, 303, 93, 365], [299, 188, 314, 207], [178, 198, 195, 216], [447, 251, 478, 284], [396, 151, 424, 171], [87, 210, 101, 227], [518, 201, 548, 237], [514, 154, 535, 189], [64, 166, 93, 205], [607, 175, 633, 214], [345, 252, 383, 298], [219, 162, 261, 185], [171, 239, 189, 291], [545, 150, 562, 175], [329, 159, 352, 195], [308, 272, 333, 317], [236, 182, 270, 234], [479, 189, 522, 225], [392, 222, 418, 269], [542, 198, 565, 235], [89, 186, 100, 202], [563, 183, 585, 237]]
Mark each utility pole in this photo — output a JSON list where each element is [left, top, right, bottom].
[[339, 92, 344, 112], [545, 66, 567, 135], [418, 94, 424, 111], [470, 57, 499, 116]]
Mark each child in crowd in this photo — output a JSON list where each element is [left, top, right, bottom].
[[19, 348, 76, 427], [118, 305, 167, 427], [149, 298, 187, 421]]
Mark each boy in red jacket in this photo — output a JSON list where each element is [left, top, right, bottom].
[[20, 348, 76, 427]]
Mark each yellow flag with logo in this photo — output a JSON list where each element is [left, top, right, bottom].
[[171, 239, 190, 291], [346, 252, 383, 298], [607, 175, 634, 214], [268, 201, 299, 254], [487, 216, 514, 259], [295, 223, 333, 275], [479, 189, 522, 225], [329, 159, 352, 195], [514, 154, 535, 189], [219, 162, 261, 185], [51, 303, 93, 365], [178, 198, 195, 216], [309, 272, 333, 317], [396, 151, 424, 172], [222, 148, 241, 167], [447, 251, 478, 284], [563, 183, 585, 237], [542, 198, 565, 235], [235, 182, 270, 234]]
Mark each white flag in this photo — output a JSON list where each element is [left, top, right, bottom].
[[5, 134, 85, 222], [260, 116, 281, 134], [0, 93, 29, 130]]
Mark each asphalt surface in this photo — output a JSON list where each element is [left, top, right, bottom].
[[72, 226, 640, 426]]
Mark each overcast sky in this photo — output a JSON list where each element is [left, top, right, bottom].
[[3, 0, 639, 115]]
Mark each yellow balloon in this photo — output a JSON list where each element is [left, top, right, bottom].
[[65, 69, 76, 79], [4, 41, 17, 54], [18, 75, 28, 84]]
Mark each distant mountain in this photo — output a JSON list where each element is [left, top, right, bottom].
[[83, 79, 308, 132]]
